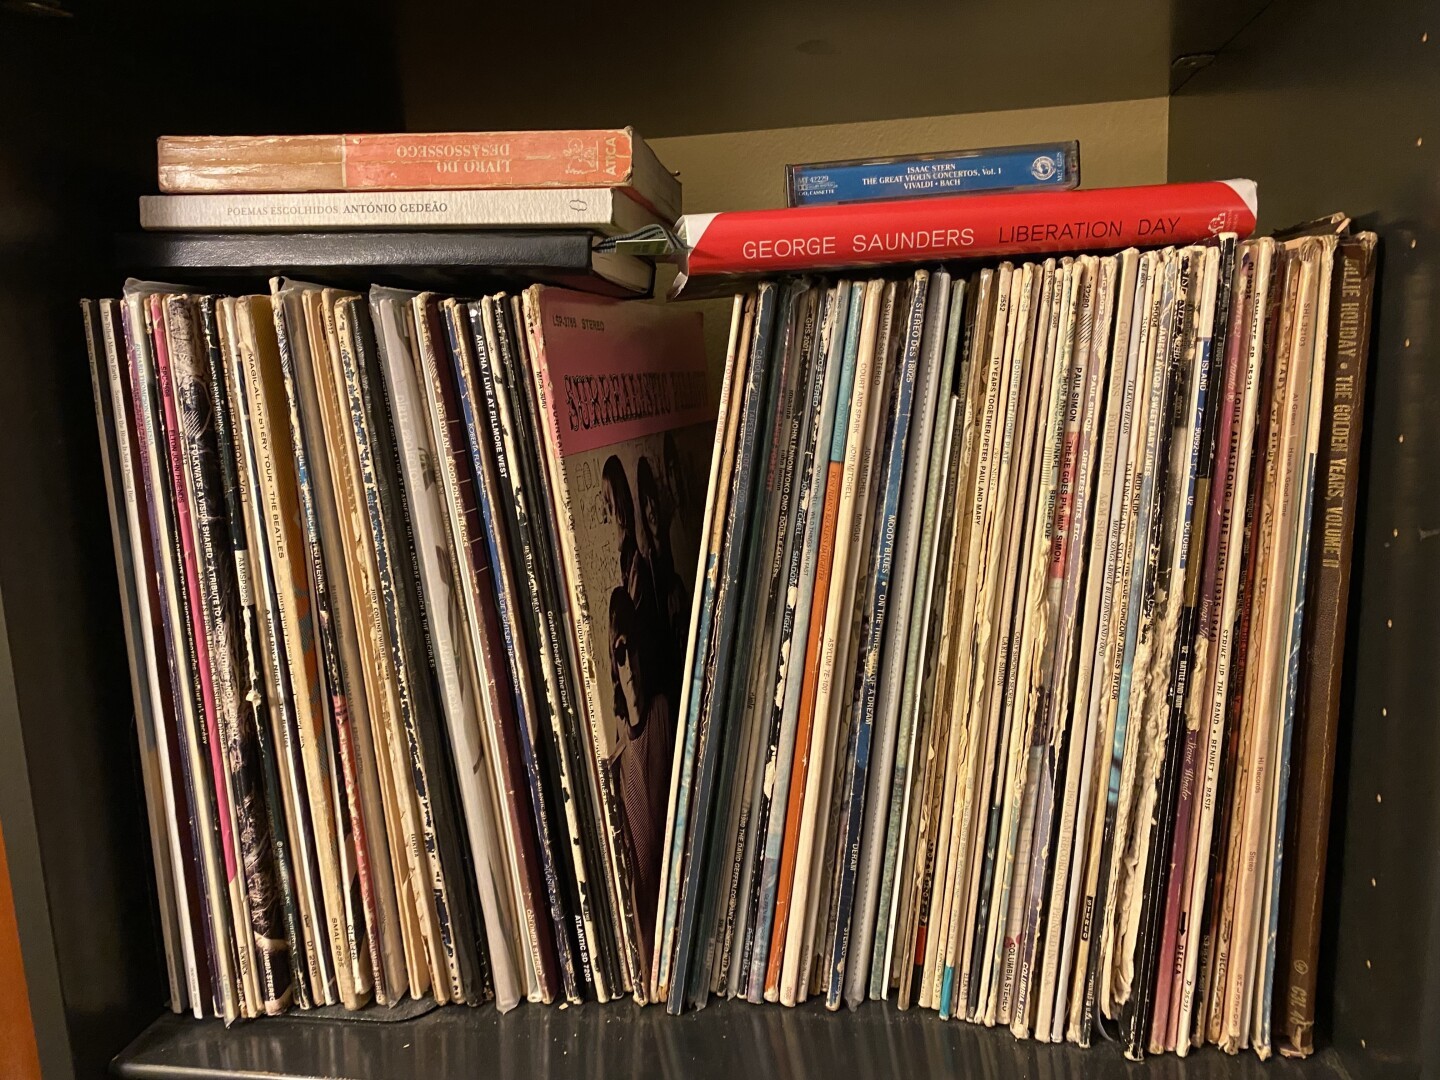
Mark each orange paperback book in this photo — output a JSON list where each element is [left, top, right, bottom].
[[157, 128, 680, 221]]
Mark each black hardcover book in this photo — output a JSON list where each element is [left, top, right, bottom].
[[116, 231, 654, 299]]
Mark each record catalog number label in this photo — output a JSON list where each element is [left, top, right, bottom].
[[552, 313, 606, 332]]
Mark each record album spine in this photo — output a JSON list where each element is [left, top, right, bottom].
[[293, 283, 417, 1006], [1166, 240, 1254, 1052], [231, 295, 341, 1007], [196, 297, 300, 1015], [1063, 250, 1151, 1043], [1114, 248, 1199, 1057], [1275, 233, 1376, 1059], [125, 291, 229, 1019], [654, 294, 754, 1003], [896, 272, 989, 1011], [869, 279, 965, 1001], [268, 288, 371, 1010], [1201, 246, 1287, 1046], [670, 285, 780, 1011], [412, 295, 560, 1003], [849, 270, 951, 1010], [810, 280, 901, 1006], [1213, 247, 1304, 1051], [748, 285, 858, 998], [1126, 245, 1224, 1059], [782, 280, 891, 1006], [1150, 239, 1236, 1052], [374, 291, 519, 1009], [825, 271, 929, 1008], [478, 299, 611, 1000], [339, 293, 483, 1005], [443, 300, 584, 1002], [1036, 253, 1122, 1041], [148, 291, 250, 1022], [498, 296, 627, 996], [709, 285, 811, 1008], [1082, 249, 1173, 1038], [88, 300, 194, 1013], [731, 286, 827, 996], [220, 299, 327, 1009], [1257, 237, 1338, 1056]]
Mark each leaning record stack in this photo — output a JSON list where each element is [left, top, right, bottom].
[[82, 277, 714, 1021]]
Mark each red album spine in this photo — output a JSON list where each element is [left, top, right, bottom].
[[677, 180, 1257, 283]]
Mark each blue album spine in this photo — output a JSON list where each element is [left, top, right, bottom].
[[787, 142, 1079, 208]]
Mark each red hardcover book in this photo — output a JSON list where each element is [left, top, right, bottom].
[[672, 180, 1257, 293]]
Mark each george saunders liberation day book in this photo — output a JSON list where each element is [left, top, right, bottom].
[[667, 180, 1257, 295]]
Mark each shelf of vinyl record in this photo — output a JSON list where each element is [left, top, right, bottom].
[[656, 221, 1374, 1063], [83, 128, 1374, 1066]]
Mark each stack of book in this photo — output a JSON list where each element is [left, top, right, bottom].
[[654, 182, 1375, 1062], [83, 273, 713, 1021], [131, 128, 681, 297]]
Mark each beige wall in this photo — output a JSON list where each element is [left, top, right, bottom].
[[652, 97, 1169, 215], [652, 97, 1170, 377]]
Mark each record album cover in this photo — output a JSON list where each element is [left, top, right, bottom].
[[524, 288, 715, 973]]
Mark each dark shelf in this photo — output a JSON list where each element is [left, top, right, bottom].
[[112, 999, 1372, 1080]]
